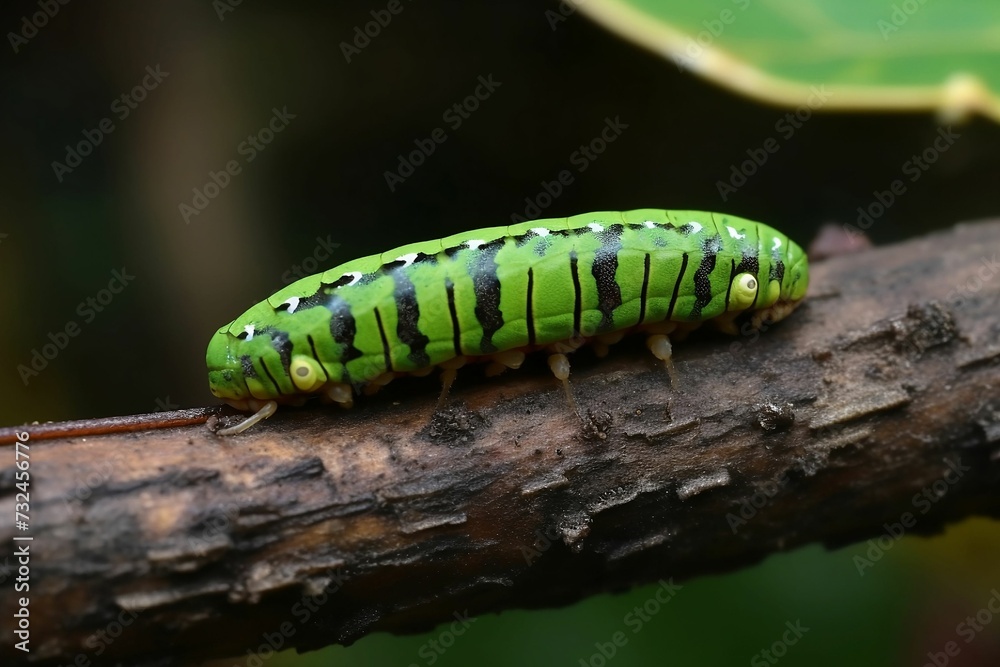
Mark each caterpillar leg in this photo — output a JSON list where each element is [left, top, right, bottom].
[[217, 400, 278, 436], [362, 372, 396, 396], [485, 350, 526, 377], [437, 356, 468, 406], [711, 311, 740, 335], [438, 370, 457, 406], [547, 353, 579, 414], [548, 335, 587, 355], [325, 382, 354, 409], [646, 334, 678, 386], [592, 331, 626, 358]]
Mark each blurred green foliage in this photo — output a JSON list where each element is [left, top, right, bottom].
[[580, 0, 1000, 121]]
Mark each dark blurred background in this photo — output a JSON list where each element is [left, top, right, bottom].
[[3, 1, 999, 665]]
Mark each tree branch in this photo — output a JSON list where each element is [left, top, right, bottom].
[[3, 221, 1000, 666]]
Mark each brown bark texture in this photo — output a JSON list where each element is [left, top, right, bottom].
[[2, 221, 1000, 666]]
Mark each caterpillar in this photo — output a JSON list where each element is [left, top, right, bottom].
[[207, 209, 809, 435]]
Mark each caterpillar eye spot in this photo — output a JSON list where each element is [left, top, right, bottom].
[[289, 355, 325, 392], [729, 273, 760, 311]]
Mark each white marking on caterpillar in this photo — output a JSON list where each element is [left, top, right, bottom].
[[686, 221, 704, 233], [727, 225, 746, 240], [643, 220, 657, 229], [282, 297, 300, 314], [243, 324, 255, 341], [465, 239, 486, 250], [772, 237, 783, 250], [344, 271, 362, 286], [530, 227, 550, 236], [395, 252, 419, 267], [588, 222, 605, 233]]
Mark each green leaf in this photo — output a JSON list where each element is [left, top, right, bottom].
[[577, 0, 1000, 123]]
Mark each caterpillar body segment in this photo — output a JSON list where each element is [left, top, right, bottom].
[[206, 210, 809, 429]]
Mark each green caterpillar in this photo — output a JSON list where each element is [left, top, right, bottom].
[[207, 209, 809, 434]]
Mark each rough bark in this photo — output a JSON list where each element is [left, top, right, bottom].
[[3, 221, 999, 666]]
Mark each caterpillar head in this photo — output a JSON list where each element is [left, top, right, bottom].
[[206, 300, 305, 410], [749, 234, 809, 329], [717, 233, 809, 334], [206, 320, 263, 410]]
